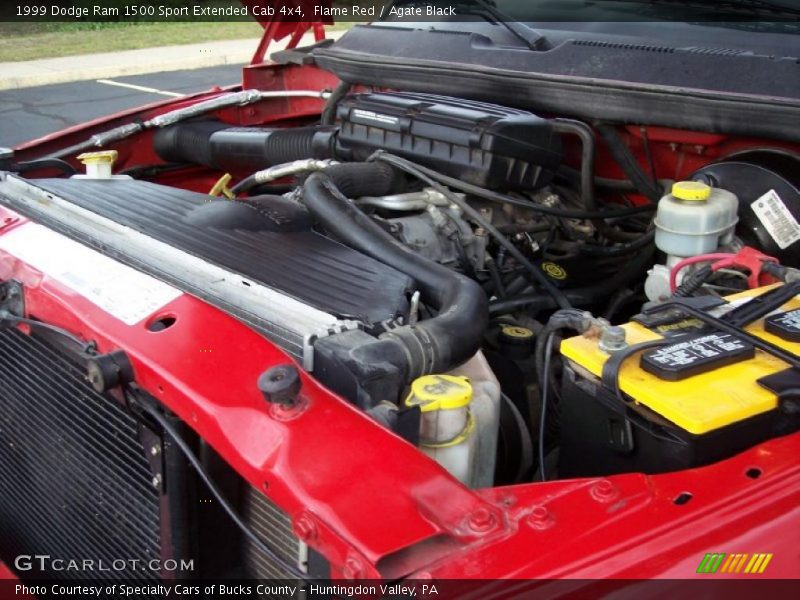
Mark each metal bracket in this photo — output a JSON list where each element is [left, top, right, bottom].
[[139, 424, 165, 494], [86, 350, 134, 394], [302, 320, 362, 372]]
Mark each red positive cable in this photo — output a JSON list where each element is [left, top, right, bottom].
[[669, 247, 780, 292], [669, 253, 733, 292]]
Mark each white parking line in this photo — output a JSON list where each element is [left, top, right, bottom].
[[96, 79, 186, 98]]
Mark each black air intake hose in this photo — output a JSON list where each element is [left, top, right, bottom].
[[153, 121, 336, 172], [303, 163, 488, 379], [153, 120, 227, 168]]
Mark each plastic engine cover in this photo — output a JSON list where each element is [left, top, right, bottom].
[[334, 92, 563, 189]]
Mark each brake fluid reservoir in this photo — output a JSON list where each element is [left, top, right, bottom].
[[654, 181, 739, 256]]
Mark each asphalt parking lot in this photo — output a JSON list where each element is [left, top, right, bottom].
[[0, 64, 243, 148]]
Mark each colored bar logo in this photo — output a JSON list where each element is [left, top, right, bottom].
[[697, 553, 773, 574]]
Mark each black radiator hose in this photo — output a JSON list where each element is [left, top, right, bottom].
[[153, 121, 336, 172], [303, 163, 489, 379]]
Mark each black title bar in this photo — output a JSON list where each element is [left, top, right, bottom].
[[3, 1, 800, 23]]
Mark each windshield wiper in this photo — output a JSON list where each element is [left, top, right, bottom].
[[463, 0, 551, 50], [385, 1, 551, 50]]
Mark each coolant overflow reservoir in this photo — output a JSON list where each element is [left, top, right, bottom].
[[406, 374, 475, 485], [654, 181, 739, 256]]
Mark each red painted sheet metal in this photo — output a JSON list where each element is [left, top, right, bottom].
[[421, 435, 800, 579], [0, 564, 36, 600], [239, 1, 332, 29], [238, 1, 331, 63]]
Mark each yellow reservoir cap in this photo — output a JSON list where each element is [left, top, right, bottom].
[[500, 325, 534, 339], [405, 375, 472, 413], [77, 150, 118, 165], [672, 181, 711, 202]]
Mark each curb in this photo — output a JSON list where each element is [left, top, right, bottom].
[[0, 40, 260, 91], [0, 54, 253, 91], [0, 30, 346, 92]]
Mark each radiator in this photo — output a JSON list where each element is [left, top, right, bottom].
[[0, 329, 163, 583], [244, 487, 306, 580]]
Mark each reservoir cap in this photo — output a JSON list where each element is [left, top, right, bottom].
[[500, 324, 534, 343], [672, 181, 711, 202], [77, 150, 118, 166], [499, 324, 535, 359], [76, 150, 118, 179], [405, 375, 472, 412]]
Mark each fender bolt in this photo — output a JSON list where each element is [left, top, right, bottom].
[[467, 507, 497, 533], [294, 515, 317, 542], [591, 479, 619, 503], [527, 505, 555, 530], [342, 557, 365, 580]]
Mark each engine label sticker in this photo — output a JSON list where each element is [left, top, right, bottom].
[[0, 223, 182, 325], [751, 189, 800, 250], [352, 108, 400, 127]]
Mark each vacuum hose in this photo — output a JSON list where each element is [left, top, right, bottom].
[[302, 163, 489, 379]]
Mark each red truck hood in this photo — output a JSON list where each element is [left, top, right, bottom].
[[239, 0, 333, 62], [239, 0, 333, 64]]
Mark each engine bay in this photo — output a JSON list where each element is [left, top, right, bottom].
[[1, 82, 799, 493]]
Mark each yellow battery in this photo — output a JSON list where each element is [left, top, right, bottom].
[[560, 285, 800, 435]]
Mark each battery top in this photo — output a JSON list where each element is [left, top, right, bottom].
[[560, 285, 800, 434]]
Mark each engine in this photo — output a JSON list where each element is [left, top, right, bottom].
[[1, 90, 799, 496]]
